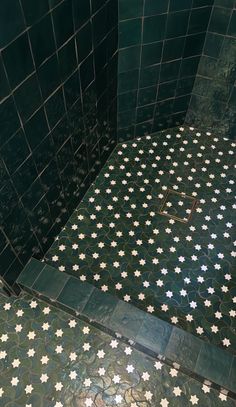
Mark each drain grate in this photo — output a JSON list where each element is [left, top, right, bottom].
[[158, 189, 198, 223]]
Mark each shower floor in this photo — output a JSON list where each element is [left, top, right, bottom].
[[45, 126, 236, 353], [1, 293, 234, 406]]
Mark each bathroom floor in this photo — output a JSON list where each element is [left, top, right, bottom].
[[45, 126, 236, 353], [0, 292, 235, 407]]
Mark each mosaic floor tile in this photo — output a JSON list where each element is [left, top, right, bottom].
[[45, 126, 236, 353], [0, 292, 235, 406]]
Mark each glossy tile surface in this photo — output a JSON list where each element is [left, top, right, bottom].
[[0, 0, 118, 290], [117, 0, 212, 141], [0, 292, 235, 406], [45, 126, 236, 353], [187, 2, 236, 140]]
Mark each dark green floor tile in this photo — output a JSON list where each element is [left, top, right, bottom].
[[194, 343, 233, 388], [82, 288, 119, 324], [165, 327, 202, 370], [17, 258, 44, 288], [228, 357, 236, 393], [57, 277, 94, 312], [32, 265, 69, 298], [107, 301, 145, 340], [136, 314, 173, 355]]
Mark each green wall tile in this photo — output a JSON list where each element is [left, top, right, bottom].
[[119, 18, 142, 47], [2, 33, 34, 90], [119, 46, 141, 72], [143, 14, 167, 43], [119, 0, 143, 20]]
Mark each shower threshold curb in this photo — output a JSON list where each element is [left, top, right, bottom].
[[17, 257, 236, 397]]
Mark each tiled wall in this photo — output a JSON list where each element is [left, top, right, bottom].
[[117, 0, 214, 141], [187, 0, 236, 139], [0, 0, 118, 292]]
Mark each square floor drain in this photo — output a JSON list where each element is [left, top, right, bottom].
[[159, 189, 198, 223]]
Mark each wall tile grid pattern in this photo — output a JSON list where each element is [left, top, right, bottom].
[[117, 0, 214, 141], [0, 0, 118, 291], [187, 0, 236, 139]]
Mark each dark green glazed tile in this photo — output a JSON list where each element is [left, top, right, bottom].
[[162, 37, 185, 62], [21, 177, 45, 211], [228, 357, 236, 393], [108, 301, 145, 340], [119, 18, 142, 48], [52, 0, 74, 48], [0, 0, 25, 48], [92, 6, 107, 47], [38, 55, 61, 99], [57, 277, 94, 311], [228, 10, 236, 37], [2, 33, 34, 90], [194, 343, 232, 388], [32, 265, 69, 298], [76, 21, 92, 63], [143, 14, 167, 44], [33, 134, 55, 173], [64, 70, 81, 109], [136, 314, 173, 354], [204, 33, 224, 58], [12, 156, 38, 196], [14, 73, 42, 122], [189, 7, 212, 35], [0, 96, 20, 147], [184, 33, 205, 57], [29, 14, 56, 67], [166, 10, 190, 39], [180, 56, 200, 77], [173, 94, 190, 112], [0, 244, 17, 276], [80, 54, 94, 91], [137, 104, 155, 122], [24, 107, 49, 150], [165, 328, 202, 370], [17, 258, 44, 287], [21, 0, 49, 25], [118, 70, 139, 93], [139, 65, 160, 87], [169, 0, 190, 11], [82, 288, 119, 324], [118, 90, 137, 112], [45, 87, 66, 129], [141, 42, 163, 67], [159, 59, 181, 83], [138, 86, 156, 106], [0, 56, 10, 100], [214, 0, 235, 8], [119, 0, 143, 20], [157, 80, 176, 100], [1, 128, 30, 174], [144, 0, 168, 16], [73, 0, 91, 30], [208, 7, 231, 35], [118, 109, 136, 128], [118, 46, 141, 73]]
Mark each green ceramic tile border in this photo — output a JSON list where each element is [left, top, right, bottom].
[[17, 257, 236, 396]]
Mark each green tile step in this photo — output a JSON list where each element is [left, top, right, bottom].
[[17, 257, 236, 396]]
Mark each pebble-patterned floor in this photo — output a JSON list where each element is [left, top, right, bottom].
[[0, 292, 235, 407], [45, 126, 236, 353]]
